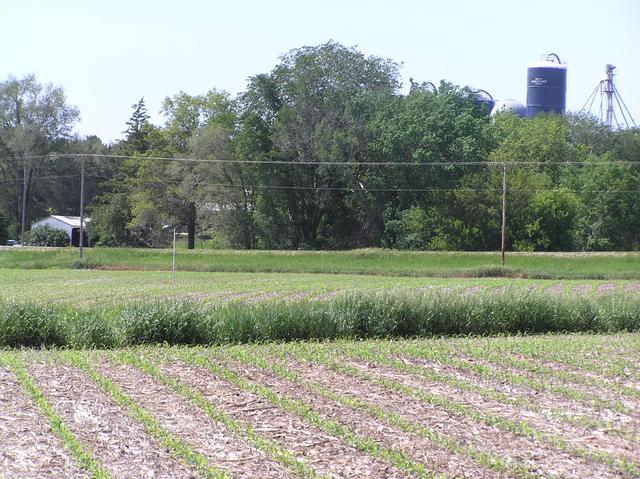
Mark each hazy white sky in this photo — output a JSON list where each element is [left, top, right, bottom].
[[1, 0, 638, 143]]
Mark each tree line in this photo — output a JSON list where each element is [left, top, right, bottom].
[[1, 41, 639, 251]]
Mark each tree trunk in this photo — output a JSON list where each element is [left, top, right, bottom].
[[187, 201, 196, 249]]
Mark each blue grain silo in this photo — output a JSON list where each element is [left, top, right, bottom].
[[491, 99, 527, 118], [472, 89, 495, 115], [526, 53, 567, 116]]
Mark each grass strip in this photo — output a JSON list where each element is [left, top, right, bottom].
[[0, 352, 111, 479], [2, 289, 640, 349], [284, 343, 640, 478], [171, 347, 439, 479], [3, 248, 640, 280], [116, 349, 323, 478], [59, 351, 230, 479], [217, 345, 539, 479], [329, 341, 636, 440]]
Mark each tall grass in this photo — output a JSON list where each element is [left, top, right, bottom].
[[2, 290, 639, 349]]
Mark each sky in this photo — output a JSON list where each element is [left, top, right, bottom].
[[1, 0, 638, 143]]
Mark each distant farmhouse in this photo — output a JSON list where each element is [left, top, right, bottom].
[[31, 215, 90, 247]]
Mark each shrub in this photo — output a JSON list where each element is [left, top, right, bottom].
[[26, 225, 70, 247]]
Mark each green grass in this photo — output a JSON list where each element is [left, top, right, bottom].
[[2, 247, 640, 279], [2, 289, 640, 349]]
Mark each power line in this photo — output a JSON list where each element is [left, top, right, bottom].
[[1, 153, 640, 166], [0, 174, 81, 183], [4, 174, 638, 194]]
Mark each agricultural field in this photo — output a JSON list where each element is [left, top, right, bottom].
[[1, 250, 640, 477], [3, 268, 640, 308], [2, 334, 640, 478]]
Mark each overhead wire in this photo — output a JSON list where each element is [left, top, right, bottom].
[[2, 174, 639, 194], [1, 153, 640, 166]]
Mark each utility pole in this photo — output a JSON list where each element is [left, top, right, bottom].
[[501, 164, 507, 266], [20, 157, 28, 246], [79, 155, 85, 260]]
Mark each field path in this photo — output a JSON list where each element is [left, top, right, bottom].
[[0, 367, 88, 479]]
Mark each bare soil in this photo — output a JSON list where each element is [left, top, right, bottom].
[[344, 356, 640, 464], [3, 343, 639, 479], [96, 362, 294, 478], [257, 357, 623, 479], [29, 364, 197, 478], [161, 361, 408, 478], [396, 354, 640, 438], [480, 351, 640, 397], [0, 367, 87, 479], [217, 359, 506, 478], [432, 353, 640, 420]]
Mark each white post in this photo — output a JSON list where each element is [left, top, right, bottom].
[[172, 227, 177, 284]]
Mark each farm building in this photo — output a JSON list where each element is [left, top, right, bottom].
[[30, 215, 90, 247]]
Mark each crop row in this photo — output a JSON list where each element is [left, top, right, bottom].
[[3, 340, 638, 478]]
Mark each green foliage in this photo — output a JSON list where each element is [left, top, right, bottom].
[[573, 155, 640, 251], [3, 48, 640, 253], [90, 193, 134, 246], [123, 97, 151, 154], [514, 188, 580, 252], [382, 206, 430, 250], [26, 225, 70, 246], [0, 74, 80, 228], [2, 290, 640, 348], [240, 41, 401, 248]]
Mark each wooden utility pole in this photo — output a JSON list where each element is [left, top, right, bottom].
[[20, 158, 28, 246], [79, 156, 85, 260], [501, 164, 507, 266]]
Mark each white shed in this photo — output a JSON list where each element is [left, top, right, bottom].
[[30, 215, 90, 246]]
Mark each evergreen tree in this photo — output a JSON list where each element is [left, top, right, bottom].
[[123, 97, 151, 154]]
